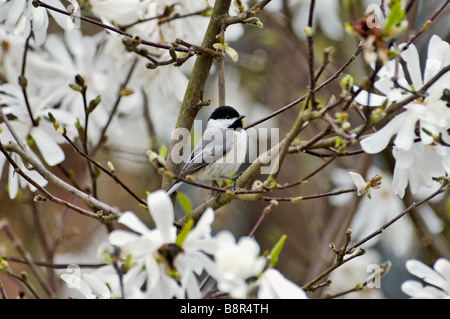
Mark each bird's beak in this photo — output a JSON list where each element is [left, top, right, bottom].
[[238, 115, 245, 125]]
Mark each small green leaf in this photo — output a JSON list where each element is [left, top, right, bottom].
[[169, 47, 178, 60], [124, 254, 135, 271], [201, 8, 213, 17], [26, 135, 35, 147], [87, 95, 101, 114], [224, 46, 239, 62], [119, 88, 134, 97], [382, 0, 405, 37], [176, 218, 194, 247], [446, 197, 450, 221], [177, 192, 192, 215], [69, 83, 82, 92], [48, 112, 56, 124], [269, 234, 287, 268], [159, 145, 168, 160], [107, 161, 115, 174]]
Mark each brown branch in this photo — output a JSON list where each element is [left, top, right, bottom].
[[3, 256, 106, 269], [61, 133, 147, 206], [2, 142, 122, 220], [90, 60, 138, 156], [0, 220, 53, 297], [306, 0, 317, 109], [401, 0, 450, 51], [244, 44, 363, 130], [263, 188, 356, 202], [0, 142, 100, 219], [32, 0, 193, 54]]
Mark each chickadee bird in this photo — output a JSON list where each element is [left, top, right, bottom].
[[167, 106, 248, 195]]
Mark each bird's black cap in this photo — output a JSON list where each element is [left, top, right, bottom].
[[208, 106, 241, 120]]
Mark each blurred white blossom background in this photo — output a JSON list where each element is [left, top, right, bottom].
[[0, 0, 449, 300]]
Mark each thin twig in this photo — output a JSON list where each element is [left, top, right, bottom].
[[90, 59, 138, 156], [62, 133, 147, 206], [0, 220, 53, 297], [346, 180, 449, 254], [19, 31, 37, 127], [0, 106, 27, 151], [0, 142, 100, 219], [2, 142, 122, 220], [306, 0, 317, 109], [3, 256, 106, 269], [217, 53, 226, 106], [244, 45, 363, 129], [302, 248, 366, 291], [32, 0, 193, 54], [262, 188, 356, 202], [401, 0, 450, 51]]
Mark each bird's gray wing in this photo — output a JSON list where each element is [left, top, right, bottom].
[[179, 128, 233, 177]]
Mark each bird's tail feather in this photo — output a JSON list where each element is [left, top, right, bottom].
[[167, 182, 183, 195]]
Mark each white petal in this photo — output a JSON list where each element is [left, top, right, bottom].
[[348, 172, 366, 196], [424, 58, 443, 84], [353, 88, 387, 107], [82, 274, 111, 299], [118, 211, 150, 235], [30, 6, 49, 46], [392, 166, 407, 198], [147, 190, 176, 242], [434, 258, 450, 293], [108, 229, 140, 247], [60, 273, 95, 299], [427, 35, 450, 67], [406, 259, 448, 290], [185, 208, 214, 243], [392, 147, 414, 169], [46, 0, 75, 29], [144, 256, 160, 292], [258, 269, 307, 299], [400, 43, 423, 90], [401, 280, 446, 298], [360, 115, 404, 153], [392, 115, 417, 151], [31, 127, 65, 166], [5, 0, 26, 32], [8, 163, 19, 199]]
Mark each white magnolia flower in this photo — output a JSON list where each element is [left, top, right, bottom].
[[0, 81, 79, 198], [108, 190, 216, 299], [0, 19, 28, 83], [257, 268, 308, 299], [0, 83, 77, 163], [401, 258, 450, 298], [30, 28, 144, 147], [212, 230, 266, 299], [61, 273, 112, 299], [0, 0, 77, 46], [61, 264, 148, 299], [359, 35, 450, 197]]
